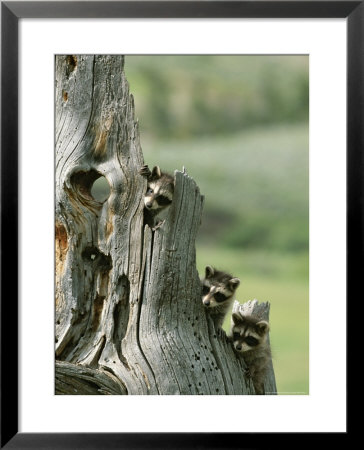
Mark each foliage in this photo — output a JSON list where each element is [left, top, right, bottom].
[[125, 55, 308, 139]]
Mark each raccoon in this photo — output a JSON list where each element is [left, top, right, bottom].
[[229, 312, 270, 395], [139, 164, 174, 229], [201, 266, 240, 329]]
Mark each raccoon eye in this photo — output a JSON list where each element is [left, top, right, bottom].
[[245, 336, 259, 347], [156, 195, 172, 206], [147, 188, 153, 194], [233, 332, 240, 341], [214, 292, 227, 303], [202, 285, 209, 295]]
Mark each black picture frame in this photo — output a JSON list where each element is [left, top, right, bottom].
[[1, 1, 355, 447]]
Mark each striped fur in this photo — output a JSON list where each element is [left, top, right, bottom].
[[200, 266, 240, 329], [139, 165, 174, 229], [229, 312, 270, 395]]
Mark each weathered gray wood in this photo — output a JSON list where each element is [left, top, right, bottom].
[[55, 361, 127, 395], [55, 54, 275, 395], [232, 300, 277, 394]]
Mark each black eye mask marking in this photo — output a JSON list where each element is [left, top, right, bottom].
[[245, 336, 259, 347], [147, 188, 154, 194], [202, 285, 210, 295], [214, 292, 228, 303], [233, 332, 240, 340], [156, 195, 172, 206]]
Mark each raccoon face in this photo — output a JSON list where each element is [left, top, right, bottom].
[[231, 313, 269, 353], [201, 266, 240, 309], [144, 166, 174, 211]]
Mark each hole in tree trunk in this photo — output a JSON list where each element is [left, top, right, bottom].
[[66, 55, 77, 77], [69, 169, 110, 208], [91, 176, 111, 203]]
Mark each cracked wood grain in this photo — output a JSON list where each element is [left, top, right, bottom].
[[55, 361, 126, 395]]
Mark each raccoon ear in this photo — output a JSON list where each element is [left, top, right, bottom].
[[151, 166, 162, 179], [228, 278, 240, 291], [232, 313, 244, 325], [205, 266, 214, 279], [256, 320, 269, 335]]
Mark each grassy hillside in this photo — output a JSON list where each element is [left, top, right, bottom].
[[125, 55, 308, 138], [142, 123, 309, 253]]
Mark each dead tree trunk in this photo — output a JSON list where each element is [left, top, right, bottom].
[[55, 54, 277, 395]]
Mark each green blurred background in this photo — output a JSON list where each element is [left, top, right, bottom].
[[105, 55, 308, 394]]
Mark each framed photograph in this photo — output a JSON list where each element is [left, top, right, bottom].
[[1, 0, 355, 447]]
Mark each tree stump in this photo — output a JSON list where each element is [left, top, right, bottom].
[[55, 54, 276, 395]]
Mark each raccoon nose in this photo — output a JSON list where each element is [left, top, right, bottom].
[[146, 202, 153, 208], [204, 300, 210, 306], [236, 344, 242, 351]]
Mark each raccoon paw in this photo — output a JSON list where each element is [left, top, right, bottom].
[[152, 219, 165, 231], [216, 327, 225, 339], [139, 164, 151, 178]]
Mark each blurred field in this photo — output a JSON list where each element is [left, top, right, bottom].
[[140, 124, 309, 395], [122, 56, 309, 394], [125, 55, 308, 139], [141, 123, 308, 253]]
